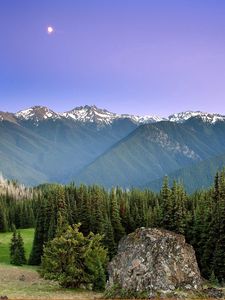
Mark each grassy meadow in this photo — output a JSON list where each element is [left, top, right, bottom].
[[0, 228, 101, 299], [0, 228, 34, 264]]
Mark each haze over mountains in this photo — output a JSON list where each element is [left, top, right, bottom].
[[1, 105, 225, 192]]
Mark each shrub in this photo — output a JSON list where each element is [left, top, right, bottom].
[[40, 223, 108, 290]]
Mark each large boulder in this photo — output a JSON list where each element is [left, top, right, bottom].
[[108, 228, 202, 297]]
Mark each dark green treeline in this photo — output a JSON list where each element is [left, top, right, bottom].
[[0, 193, 36, 232], [1, 171, 225, 282]]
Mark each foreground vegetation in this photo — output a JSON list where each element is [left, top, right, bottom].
[[1, 170, 225, 289], [0, 228, 34, 264], [0, 263, 102, 299], [40, 224, 108, 290], [0, 229, 102, 299]]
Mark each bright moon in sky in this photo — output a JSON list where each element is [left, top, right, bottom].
[[47, 26, 54, 34]]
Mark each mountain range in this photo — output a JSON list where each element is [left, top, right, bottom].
[[1, 105, 225, 192]]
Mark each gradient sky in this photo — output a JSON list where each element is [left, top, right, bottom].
[[1, 0, 225, 116]]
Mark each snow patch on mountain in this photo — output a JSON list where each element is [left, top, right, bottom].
[[121, 113, 166, 124], [63, 105, 119, 125], [16, 106, 61, 121], [66, 107, 225, 125], [169, 111, 225, 124], [7, 106, 225, 126], [63, 105, 165, 125]]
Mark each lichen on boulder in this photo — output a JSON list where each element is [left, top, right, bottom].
[[107, 227, 202, 298]]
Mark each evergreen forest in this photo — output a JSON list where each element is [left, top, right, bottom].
[[1, 170, 225, 284]]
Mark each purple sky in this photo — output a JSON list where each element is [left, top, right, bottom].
[[1, 0, 225, 117]]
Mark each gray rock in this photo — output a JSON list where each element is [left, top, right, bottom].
[[107, 228, 202, 297]]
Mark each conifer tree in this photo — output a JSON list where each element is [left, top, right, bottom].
[[17, 232, 26, 264], [29, 200, 47, 265], [212, 171, 225, 281], [47, 203, 57, 240], [76, 185, 88, 231], [103, 216, 116, 259], [173, 183, 187, 234], [202, 172, 220, 278], [40, 224, 108, 290], [160, 177, 173, 229], [209, 271, 219, 286], [0, 204, 8, 232], [56, 186, 68, 217], [10, 228, 17, 264], [10, 230, 26, 265], [110, 190, 125, 243], [89, 186, 105, 234]]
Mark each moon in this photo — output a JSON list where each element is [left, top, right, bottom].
[[47, 26, 54, 34]]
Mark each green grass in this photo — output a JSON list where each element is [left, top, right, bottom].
[[0, 228, 102, 299], [0, 228, 34, 264]]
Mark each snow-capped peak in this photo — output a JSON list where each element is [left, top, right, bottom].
[[63, 105, 165, 125], [15, 106, 61, 121], [11, 105, 163, 126], [120, 113, 166, 124], [62, 105, 120, 125], [168, 111, 225, 124], [4, 106, 225, 126]]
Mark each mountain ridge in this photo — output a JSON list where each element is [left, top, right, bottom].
[[75, 119, 225, 188], [145, 151, 225, 193], [1, 105, 225, 190], [1, 105, 225, 126], [5, 105, 165, 126]]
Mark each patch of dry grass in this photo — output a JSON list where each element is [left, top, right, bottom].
[[0, 264, 102, 300]]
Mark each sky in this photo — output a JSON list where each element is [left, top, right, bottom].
[[1, 0, 225, 117]]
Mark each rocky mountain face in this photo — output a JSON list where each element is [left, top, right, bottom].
[[76, 119, 225, 188], [107, 227, 202, 298]]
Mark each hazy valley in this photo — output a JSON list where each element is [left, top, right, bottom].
[[1, 105, 225, 192]]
